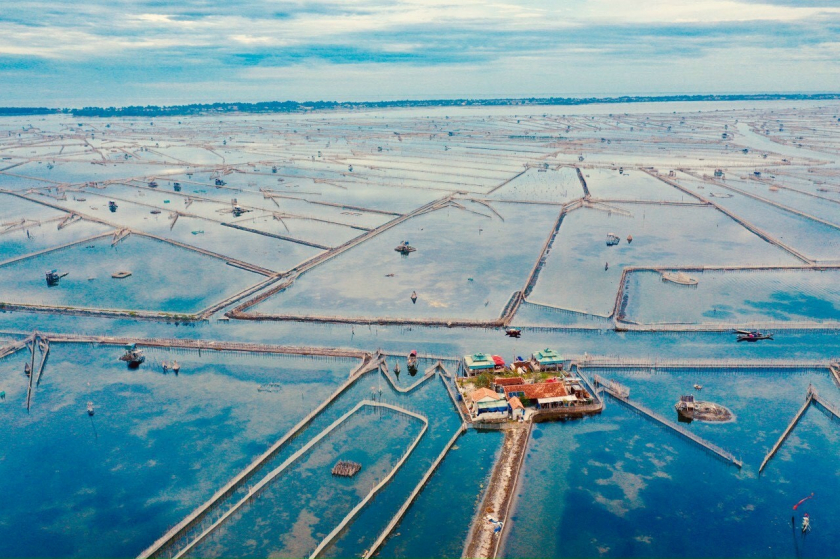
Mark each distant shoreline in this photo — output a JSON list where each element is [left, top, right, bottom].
[[2, 93, 839, 118]]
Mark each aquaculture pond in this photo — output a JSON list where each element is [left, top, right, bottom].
[[674, 174, 840, 263], [503, 368, 840, 558], [251, 202, 560, 321], [0, 218, 111, 262], [0, 234, 261, 314], [527, 204, 796, 316], [581, 168, 685, 202], [0, 344, 355, 558], [623, 269, 840, 325], [487, 167, 582, 203], [182, 368, 463, 559], [377, 429, 504, 558]]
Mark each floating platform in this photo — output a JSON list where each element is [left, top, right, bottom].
[[661, 271, 698, 286], [332, 460, 362, 477], [675, 397, 733, 423]]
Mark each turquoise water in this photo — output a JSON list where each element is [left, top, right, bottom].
[[178, 369, 463, 559], [0, 235, 260, 313], [0, 344, 353, 558], [624, 269, 840, 325], [378, 429, 504, 558], [190, 406, 425, 558], [503, 368, 840, 558]]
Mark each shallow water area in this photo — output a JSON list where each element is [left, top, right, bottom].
[[503, 367, 840, 558], [0, 234, 261, 313], [0, 344, 354, 558], [624, 269, 840, 325]]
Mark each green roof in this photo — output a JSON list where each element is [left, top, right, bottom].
[[533, 348, 563, 365], [464, 353, 495, 370]]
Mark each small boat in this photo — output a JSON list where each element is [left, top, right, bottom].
[[150, 210, 162, 214], [802, 513, 811, 533], [626, 234, 633, 244], [661, 272, 698, 286], [407, 350, 418, 375], [108, 201, 118, 212], [735, 330, 773, 342], [394, 362, 401, 375], [24, 362, 31, 377], [395, 241, 416, 254], [87, 401, 95, 416], [173, 182, 181, 191], [606, 233, 620, 246], [119, 344, 145, 368], [148, 181, 158, 188], [694, 384, 703, 390], [505, 327, 522, 338], [111, 271, 132, 279], [45, 269, 68, 287], [410, 291, 418, 304]]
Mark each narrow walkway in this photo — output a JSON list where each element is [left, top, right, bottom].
[[463, 423, 532, 559], [759, 387, 815, 473]]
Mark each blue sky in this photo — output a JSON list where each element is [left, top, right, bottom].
[[1, 0, 839, 106]]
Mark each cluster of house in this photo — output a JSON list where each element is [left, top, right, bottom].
[[460, 349, 596, 420]]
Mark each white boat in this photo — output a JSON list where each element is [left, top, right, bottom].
[[661, 272, 698, 286]]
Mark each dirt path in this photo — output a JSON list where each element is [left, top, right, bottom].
[[463, 423, 531, 559]]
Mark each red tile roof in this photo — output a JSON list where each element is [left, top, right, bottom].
[[469, 387, 504, 402], [504, 382, 568, 400], [494, 377, 526, 386]]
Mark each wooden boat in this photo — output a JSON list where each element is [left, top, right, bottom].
[[119, 344, 145, 368], [661, 272, 698, 286], [407, 350, 418, 375]]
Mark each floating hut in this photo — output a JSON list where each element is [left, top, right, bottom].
[[332, 460, 362, 477], [395, 241, 416, 254]]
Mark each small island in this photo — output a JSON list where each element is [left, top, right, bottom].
[[675, 395, 733, 423]]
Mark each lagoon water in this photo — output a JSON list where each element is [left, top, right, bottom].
[[2, 102, 840, 558], [504, 368, 840, 558]]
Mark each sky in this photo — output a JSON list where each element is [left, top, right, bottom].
[[1, 0, 839, 106]]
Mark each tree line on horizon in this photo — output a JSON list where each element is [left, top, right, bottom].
[[1, 93, 838, 118]]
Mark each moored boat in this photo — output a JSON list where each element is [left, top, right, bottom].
[[661, 271, 698, 286]]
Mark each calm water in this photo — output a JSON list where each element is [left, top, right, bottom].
[[503, 368, 840, 558], [0, 344, 354, 558], [624, 269, 840, 325]]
